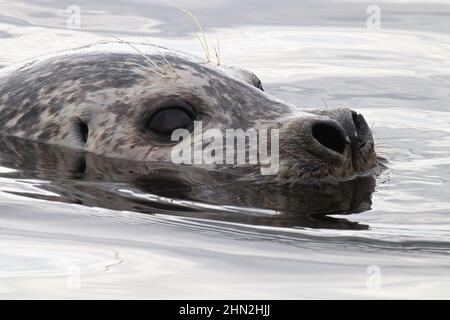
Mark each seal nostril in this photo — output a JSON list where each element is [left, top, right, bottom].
[[352, 110, 362, 131], [312, 122, 347, 154]]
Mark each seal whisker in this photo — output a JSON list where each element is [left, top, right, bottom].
[[195, 35, 211, 63], [212, 38, 221, 66], [142, 145, 155, 161], [142, 38, 176, 74], [180, 8, 211, 63], [321, 97, 329, 109], [110, 35, 166, 76]]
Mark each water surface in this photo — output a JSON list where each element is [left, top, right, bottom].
[[0, 0, 449, 298]]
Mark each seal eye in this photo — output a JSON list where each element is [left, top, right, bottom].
[[145, 101, 196, 142]]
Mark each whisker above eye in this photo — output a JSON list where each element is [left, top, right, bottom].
[[142, 38, 176, 74], [110, 35, 166, 76], [179, 8, 212, 63]]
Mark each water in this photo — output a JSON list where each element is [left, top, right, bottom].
[[0, 0, 450, 298]]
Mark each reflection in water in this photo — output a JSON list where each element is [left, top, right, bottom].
[[0, 136, 377, 230]]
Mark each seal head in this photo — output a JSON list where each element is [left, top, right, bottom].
[[0, 41, 377, 182]]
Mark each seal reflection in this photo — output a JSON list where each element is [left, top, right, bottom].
[[0, 137, 376, 230]]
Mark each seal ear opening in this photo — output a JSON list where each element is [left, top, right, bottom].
[[76, 119, 89, 145]]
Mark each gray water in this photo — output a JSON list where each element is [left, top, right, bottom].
[[0, 0, 450, 299]]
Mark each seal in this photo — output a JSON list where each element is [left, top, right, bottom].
[[0, 41, 377, 181]]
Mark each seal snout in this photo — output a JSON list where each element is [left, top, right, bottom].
[[280, 107, 377, 179]]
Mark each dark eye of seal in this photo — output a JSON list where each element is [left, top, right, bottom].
[[145, 101, 196, 142]]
